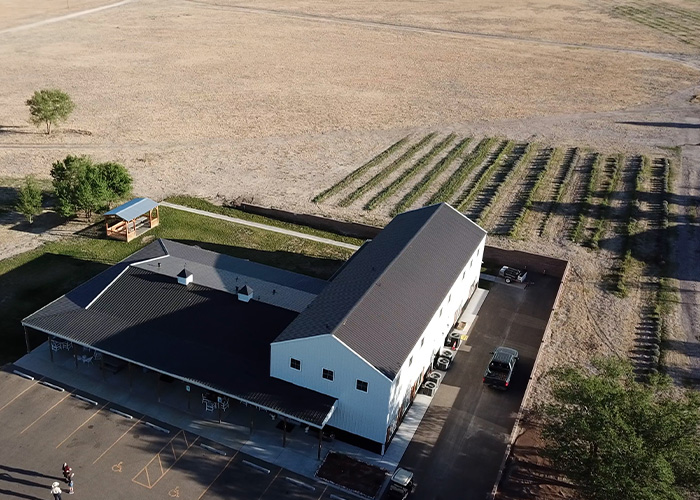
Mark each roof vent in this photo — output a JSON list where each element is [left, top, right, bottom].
[[238, 285, 253, 302], [177, 268, 193, 286]]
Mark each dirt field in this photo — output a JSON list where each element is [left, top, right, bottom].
[[1, 0, 699, 498]]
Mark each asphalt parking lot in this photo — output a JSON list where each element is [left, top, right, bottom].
[[398, 275, 561, 500], [0, 369, 346, 500]]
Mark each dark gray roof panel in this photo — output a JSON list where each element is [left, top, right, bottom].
[[160, 240, 326, 295], [274, 204, 486, 380], [24, 266, 336, 425]]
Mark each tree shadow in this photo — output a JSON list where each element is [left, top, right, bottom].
[[10, 211, 67, 234], [0, 253, 109, 365], [0, 465, 55, 481], [0, 489, 43, 500], [0, 124, 37, 135], [616, 121, 700, 129]]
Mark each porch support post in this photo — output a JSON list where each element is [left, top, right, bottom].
[[23, 326, 31, 354], [49, 336, 54, 363], [282, 417, 287, 448], [249, 407, 254, 435], [73, 343, 78, 369], [318, 428, 322, 460], [128, 362, 133, 390], [157, 375, 161, 403]]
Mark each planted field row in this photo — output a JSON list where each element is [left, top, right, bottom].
[[312, 137, 673, 267], [391, 137, 472, 217], [500, 147, 553, 238], [312, 136, 409, 204], [466, 142, 532, 225], [454, 140, 511, 212], [609, 156, 644, 296], [570, 153, 601, 243], [538, 148, 577, 236], [613, 4, 700, 46], [365, 134, 456, 211], [588, 155, 624, 249], [339, 133, 437, 207]]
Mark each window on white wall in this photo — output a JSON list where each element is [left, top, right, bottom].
[[356, 380, 368, 392], [290, 358, 301, 370], [322, 368, 334, 381], [409, 356, 413, 366], [421, 337, 424, 347]]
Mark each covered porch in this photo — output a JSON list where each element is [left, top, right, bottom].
[[105, 198, 160, 242]]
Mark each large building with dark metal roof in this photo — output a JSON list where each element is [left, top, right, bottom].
[[23, 203, 486, 454], [271, 203, 486, 452]]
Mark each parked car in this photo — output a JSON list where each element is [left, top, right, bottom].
[[386, 467, 415, 500], [498, 266, 527, 283], [483, 347, 518, 389]]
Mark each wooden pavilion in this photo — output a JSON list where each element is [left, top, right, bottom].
[[104, 198, 160, 242]]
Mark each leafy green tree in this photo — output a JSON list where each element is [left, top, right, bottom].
[[15, 176, 43, 223], [98, 161, 132, 203], [540, 358, 700, 500], [26, 89, 76, 135], [51, 156, 132, 218]]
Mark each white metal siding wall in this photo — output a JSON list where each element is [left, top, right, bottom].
[[387, 236, 486, 433], [271, 336, 391, 444]]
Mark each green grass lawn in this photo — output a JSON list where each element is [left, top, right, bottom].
[[0, 205, 355, 366]]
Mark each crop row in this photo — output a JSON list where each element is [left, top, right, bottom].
[[505, 147, 553, 238], [613, 5, 700, 46], [390, 137, 472, 217], [570, 153, 601, 243], [339, 133, 436, 207], [610, 156, 644, 296], [454, 140, 511, 213], [313, 136, 408, 204], [471, 142, 533, 225], [365, 134, 456, 211], [426, 138, 498, 206], [538, 148, 576, 236], [588, 155, 623, 249]]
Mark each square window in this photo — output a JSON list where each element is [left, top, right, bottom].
[[356, 380, 368, 392], [322, 368, 334, 381], [290, 358, 301, 370]]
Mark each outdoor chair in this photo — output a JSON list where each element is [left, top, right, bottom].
[[204, 400, 216, 412]]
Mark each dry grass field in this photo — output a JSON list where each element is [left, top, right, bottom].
[[1, 0, 699, 497]]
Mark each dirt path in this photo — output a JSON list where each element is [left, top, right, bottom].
[[670, 145, 700, 384]]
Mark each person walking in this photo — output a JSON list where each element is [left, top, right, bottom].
[[67, 474, 74, 495], [61, 463, 73, 483], [51, 481, 63, 500]]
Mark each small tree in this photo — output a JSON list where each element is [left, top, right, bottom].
[[15, 176, 43, 223], [51, 155, 133, 218], [26, 89, 75, 135], [540, 358, 700, 500], [98, 161, 132, 204]]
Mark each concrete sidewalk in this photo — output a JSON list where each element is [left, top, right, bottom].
[[160, 201, 362, 251], [13, 345, 426, 484]]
